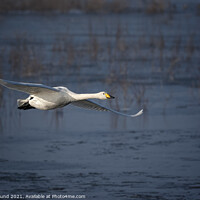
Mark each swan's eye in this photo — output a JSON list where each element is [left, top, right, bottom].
[[30, 97, 34, 100]]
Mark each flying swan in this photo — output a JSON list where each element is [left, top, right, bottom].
[[0, 79, 143, 118]]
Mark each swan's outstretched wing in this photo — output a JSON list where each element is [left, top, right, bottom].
[[71, 100, 143, 118], [0, 79, 59, 95]]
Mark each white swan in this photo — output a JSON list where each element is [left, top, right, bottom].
[[0, 79, 143, 118]]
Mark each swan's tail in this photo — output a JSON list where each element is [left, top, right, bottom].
[[17, 99, 35, 110]]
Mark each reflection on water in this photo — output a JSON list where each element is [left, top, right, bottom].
[[51, 109, 64, 129], [0, 2, 200, 199]]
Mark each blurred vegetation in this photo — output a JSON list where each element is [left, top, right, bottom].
[[8, 34, 44, 77], [0, 0, 131, 13], [197, 3, 200, 16], [145, 0, 170, 14], [0, 0, 180, 14]]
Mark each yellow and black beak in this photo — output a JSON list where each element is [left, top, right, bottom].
[[105, 93, 115, 99]]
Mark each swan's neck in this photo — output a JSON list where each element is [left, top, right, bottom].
[[72, 93, 100, 101]]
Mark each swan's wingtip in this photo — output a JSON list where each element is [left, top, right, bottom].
[[139, 109, 143, 114], [130, 109, 143, 117]]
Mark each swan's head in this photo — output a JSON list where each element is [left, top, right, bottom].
[[99, 92, 115, 100]]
